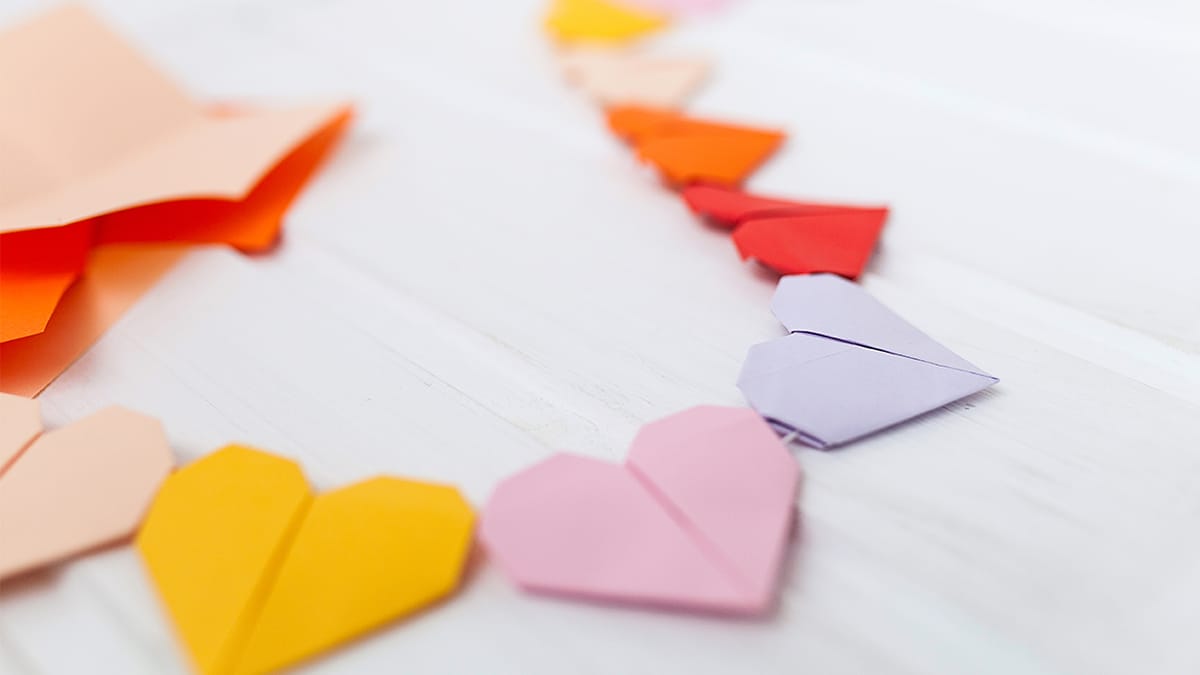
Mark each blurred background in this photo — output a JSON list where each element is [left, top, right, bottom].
[[1, 1, 1199, 674]]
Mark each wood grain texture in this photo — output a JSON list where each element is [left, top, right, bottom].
[[1, 0, 1198, 673]]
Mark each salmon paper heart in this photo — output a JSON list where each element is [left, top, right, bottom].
[[0, 394, 174, 580]]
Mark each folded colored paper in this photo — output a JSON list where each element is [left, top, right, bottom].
[[545, 0, 668, 44], [606, 105, 784, 186], [137, 446, 475, 675], [0, 6, 349, 240], [482, 406, 799, 615], [738, 275, 998, 448], [732, 212, 888, 278], [682, 183, 888, 228], [0, 223, 93, 342], [0, 5, 350, 394], [681, 184, 889, 278], [559, 47, 710, 108], [0, 395, 174, 580], [0, 244, 189, 398]]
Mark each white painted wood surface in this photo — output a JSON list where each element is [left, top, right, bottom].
[[2, 0, 1199, 673]]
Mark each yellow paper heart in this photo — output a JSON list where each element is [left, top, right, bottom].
[[545, 0, 668, 44], [136, 446, 475, 675]]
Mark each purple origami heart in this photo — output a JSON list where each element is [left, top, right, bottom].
[[738, 275, 998, 448]]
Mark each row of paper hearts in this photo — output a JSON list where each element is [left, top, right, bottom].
[[547, 22, 1000, 449], [0, 394, 790, 674], [0, 269, 995, 672]]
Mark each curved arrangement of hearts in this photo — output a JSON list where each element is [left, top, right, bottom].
[[0, 2, 1000, 674]]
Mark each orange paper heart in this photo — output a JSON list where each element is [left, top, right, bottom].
[[606, 105, 784, 186]]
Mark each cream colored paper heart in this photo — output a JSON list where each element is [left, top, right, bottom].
[[559, 47, 710, 108]]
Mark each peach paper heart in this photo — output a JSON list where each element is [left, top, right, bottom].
[[0, 393, 174, 580]]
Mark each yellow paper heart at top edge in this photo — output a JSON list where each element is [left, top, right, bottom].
[[545, 0, 668, 44], [136, 446, 476, 675]]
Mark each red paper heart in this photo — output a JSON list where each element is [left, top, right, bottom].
[[732, 210, 888, 279], [683, 183, 887, 228]]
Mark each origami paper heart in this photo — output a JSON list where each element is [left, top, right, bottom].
[[681, 184, 890, 278], [0, 395, 174, 580], [137, 446, 475, 675], [558, 48, 710, 108], [732, 212, 888, 279], [738, 275, 998, 447], [545, 0, 668, 44], [482, 406, 799, 615], [607, 106, 785, 186]]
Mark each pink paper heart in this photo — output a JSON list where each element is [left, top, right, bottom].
[[481, 406, 800, 615]]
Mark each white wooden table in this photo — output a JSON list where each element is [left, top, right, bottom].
[[2, 1, 1199, 673]]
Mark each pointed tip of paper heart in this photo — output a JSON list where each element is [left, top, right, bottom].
[[770, 275, 998, 377], [767, 275, 1001, 382]]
